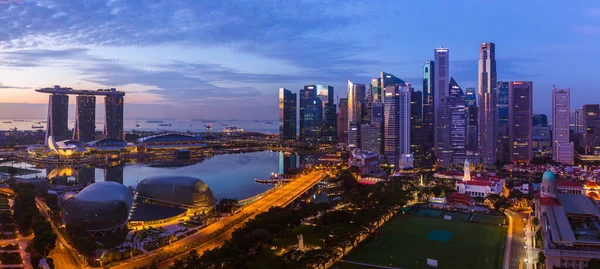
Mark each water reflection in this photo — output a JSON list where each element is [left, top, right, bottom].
[[13, 151, 319, 200]]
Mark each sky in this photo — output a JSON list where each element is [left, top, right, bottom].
[[0, 0, 599, 120]]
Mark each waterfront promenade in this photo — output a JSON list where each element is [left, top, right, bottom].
[[111, 169, 327, 269]]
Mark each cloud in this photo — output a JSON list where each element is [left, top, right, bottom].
[[0, 83, 29, 89], [0, 0, 386, 76]]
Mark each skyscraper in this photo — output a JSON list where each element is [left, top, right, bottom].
[[583, 104, 600, 155], [347, 81, 366, 147], [449, 78, 467, 164], [337, 98, 348, 143], [552, 87, 574, 165], [317, 85, 336, 143], [104, 90, 124, 140], [381, 72, 404, 90], [299, 85, 322, 145], [533, 114, 548, 127], [46, 93, 69, 142], [360, 123, 382, 154], [410, 88, 424, 167], [347, 80, 366, 126], [369, 78, 382, 103], [73, 95, 96, 143], [384, 85, 410, 168], [496, 81, 509, 163], [477, 42, 497, 167], [279, 88, 297, 142], [464, 87, 476, 108], [433, 48, 449, 163], [422, 60, 435, 162], [508, 81, 533, 163]]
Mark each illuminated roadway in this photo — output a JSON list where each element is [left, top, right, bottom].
[[36, 198, 85, 269], [112, 170, 327, 269], [505, 210, 529, 269]]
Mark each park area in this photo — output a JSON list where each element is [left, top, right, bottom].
[[337, 214, 507, 269]]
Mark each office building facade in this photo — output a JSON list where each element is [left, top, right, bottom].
[[583, 104, 600, 155], [73, 95, 96, 143], [449, 78, 467, 165], [360, 123, 382, 154], [508, 81, 533, 163], [410, 88, 424, 167], [317, 85, 336, 143], [337, 98, 348, 143], [384, 85, 411, 168], [422, 61, 435, 151], [299, 85, 322, 145], [278, 88, 297, 142], [478, 42, 497, 167], [552, 87, 574, 164], [433, 48, 450, 163]]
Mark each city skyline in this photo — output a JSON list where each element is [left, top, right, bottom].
[[0, 1, 598, 120]]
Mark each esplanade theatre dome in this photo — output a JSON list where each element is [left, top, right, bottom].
[[135, 176, 216, 209], [61, 181, 133, 235]]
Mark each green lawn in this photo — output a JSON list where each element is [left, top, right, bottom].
[[471, 214, 506, 225], [346, 215, 507, 269]]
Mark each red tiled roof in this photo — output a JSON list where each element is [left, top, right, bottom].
[[446, 192, 471, 205], [539, 196, 561, 206], [556, 181, 582, 188]]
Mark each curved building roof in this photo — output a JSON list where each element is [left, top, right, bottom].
[[137, 133, 202, 143], [135, 176, 215, 208], [542, 170, 556, 181], [62, 182, 133, 232]]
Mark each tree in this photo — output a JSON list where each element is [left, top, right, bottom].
[[588, 258, 600, 269], [493, 197, 510, 212], [533, 217, 539, 227], [537, 251, 546, 266]]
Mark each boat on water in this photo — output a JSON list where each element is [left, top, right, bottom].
[[35, 121, 42, 124], [158, 123, 171, 127], [13, 120, 25, 122], [31, 125, 44, 129], [135, 123, 142, 127], [147, 120, 164, 123], [221, 123, 228, 126], [2, 121, 12, 124], [205, 124, 212, 130], [264, 121, 274, 124]]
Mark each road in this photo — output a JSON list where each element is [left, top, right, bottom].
[[112, 170, 326, 269], [505, 210, 530, 269], [36, 199, 84, 269]]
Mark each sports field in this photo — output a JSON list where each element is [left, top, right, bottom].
[[344, 215, 507, 269]]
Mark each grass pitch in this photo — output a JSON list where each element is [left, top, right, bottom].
[[345, 215, 507, 269]]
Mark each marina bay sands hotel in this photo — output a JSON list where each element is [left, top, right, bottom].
[[36, 85, 125, 143]]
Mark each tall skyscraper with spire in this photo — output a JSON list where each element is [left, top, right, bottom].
[[552, 86, 574, 164], [433, 48, 450, 164], [477, 42, 497, 167]]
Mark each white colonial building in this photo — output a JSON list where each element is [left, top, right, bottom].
[[455, 159, 504, 197]]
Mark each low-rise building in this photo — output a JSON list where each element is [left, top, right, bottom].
[[454, 159, 504, 198], [535, 170, 600, 269], [348, 150, 380, 175]]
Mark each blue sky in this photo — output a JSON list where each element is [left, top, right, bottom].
[[0, 0, 598, 119]]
